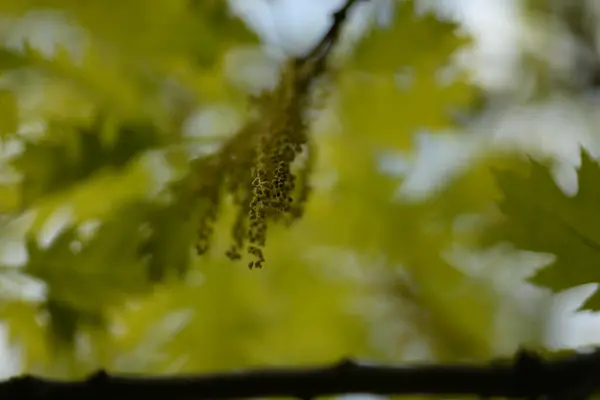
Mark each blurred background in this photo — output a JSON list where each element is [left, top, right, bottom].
[[0, 0, 596, 386]]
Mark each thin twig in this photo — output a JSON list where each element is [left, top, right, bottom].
[[295, 0, 368, 80], [301, 0, 366, 62]]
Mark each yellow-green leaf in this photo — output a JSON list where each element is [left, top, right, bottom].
[[349, 0, 469, 74], [0, 89, 18, 137], [337, 0, 476, 151]]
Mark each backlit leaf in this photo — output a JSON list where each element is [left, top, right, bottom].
[[483, 150, 600, 310]]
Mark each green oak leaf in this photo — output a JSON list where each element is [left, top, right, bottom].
[[484, 150, 600, 310], [21, 203, 155, 344], [338, 0, 476, 151]]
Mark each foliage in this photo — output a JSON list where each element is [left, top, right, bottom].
[[480, 151, 600, 311], [0, 0, 590, 385]]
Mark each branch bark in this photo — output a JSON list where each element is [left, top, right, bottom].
[[4, 350, 600, 399]]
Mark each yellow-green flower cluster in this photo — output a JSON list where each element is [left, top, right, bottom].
[[193, 61, 316, 268]]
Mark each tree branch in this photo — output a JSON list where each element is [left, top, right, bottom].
[[4, 350, 600, 399]]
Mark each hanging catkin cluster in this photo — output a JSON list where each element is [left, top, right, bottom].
[[192, 60, 317, 268], [189, 0, 356, 268]]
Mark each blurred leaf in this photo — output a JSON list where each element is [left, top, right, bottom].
[[0, 0, 259, 110], [108, 216, 369, 373], [16, 42, 159, 120], [21, 203, 154, 343], [0, 300, 47, 365], [140, 204, 196, 282], [337, 72, 474, 150], [26, 208, 151, 311], [189, 0, 260, 66], [0, 184, 21, 213], [349, 0, 469, 74], [338, 0, 476, 150], [308, 137, 499, 360], [482, 150, 600, 311], [0, 0, 257, 67], [13, 120, 162, 211], [0, 89, 18, 137]]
